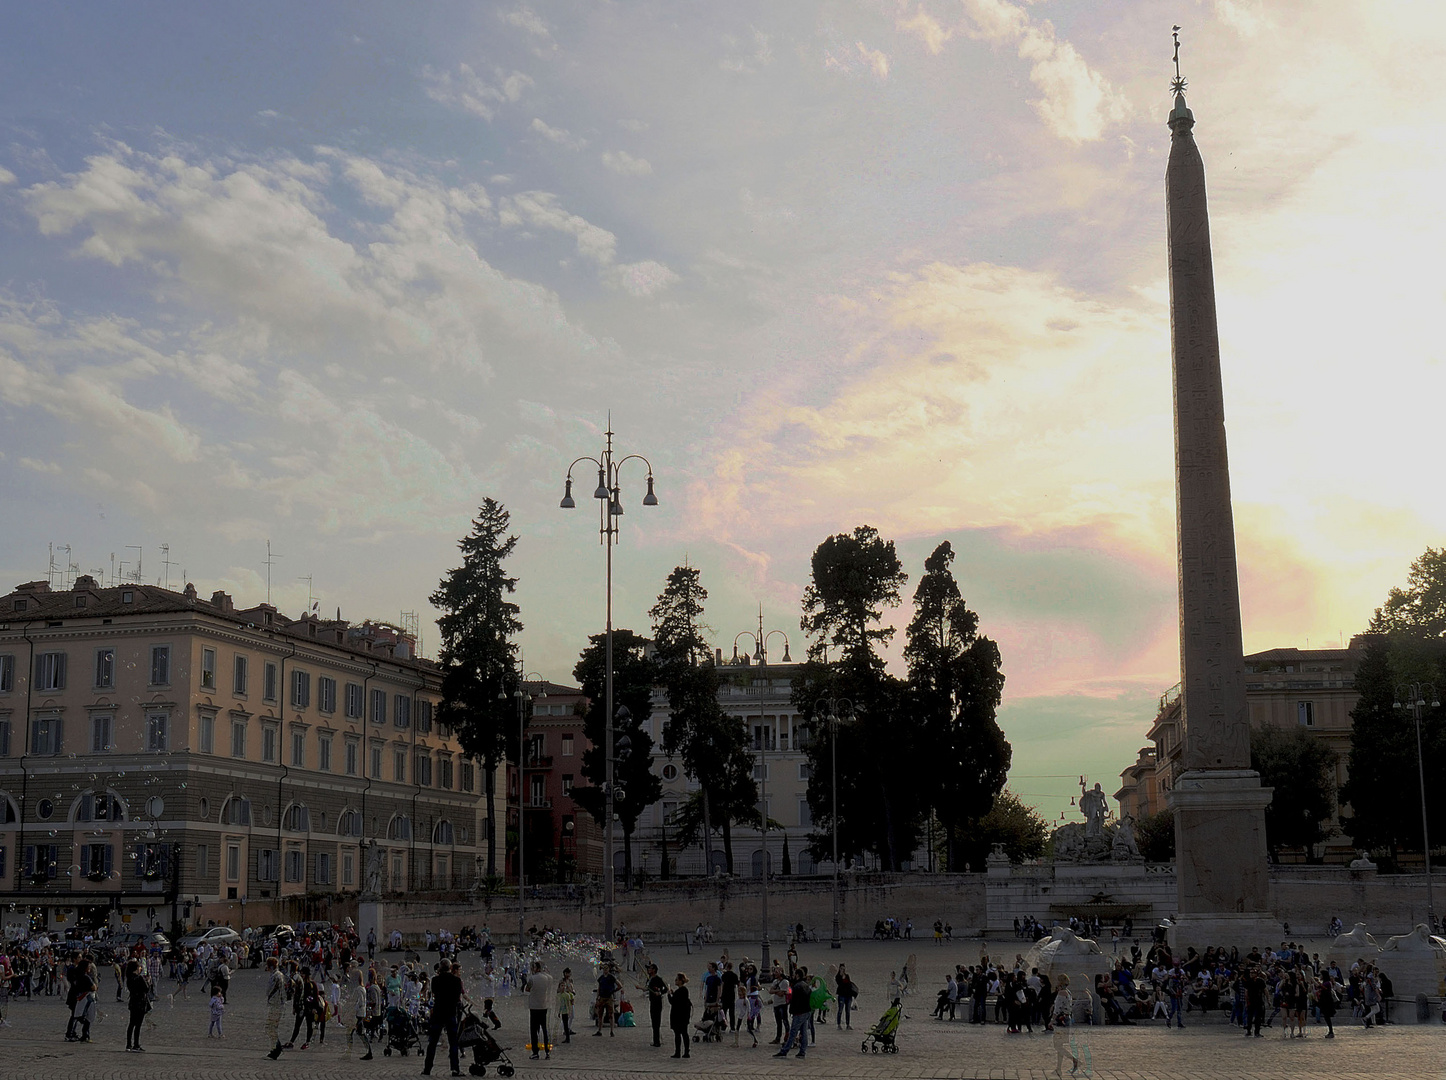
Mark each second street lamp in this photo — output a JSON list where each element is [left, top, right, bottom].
[[816, 696, 853, 949], [503, 667, 544, 949], [560, 423, 657, 943]]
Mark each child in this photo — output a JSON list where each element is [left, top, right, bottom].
[[733, 982, 749, 1046], [557, 970, 575, 1043], [208, 984, 225, 1038], [483, 998, 502, 1029], [746, 982, 762, 1047]]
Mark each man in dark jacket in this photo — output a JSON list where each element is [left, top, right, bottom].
[[423, 959, 465, 1076], [774, 967, 813, 1059]]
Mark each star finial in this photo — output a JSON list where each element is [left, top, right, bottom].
[[1171, 26, 1188, 98]]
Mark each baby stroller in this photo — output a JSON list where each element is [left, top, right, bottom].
[[693, 1001, 726, 1042], [861, 999, 902, 1054], [383, 1005, 422, 1056], [459, 1011, 515, 1077]]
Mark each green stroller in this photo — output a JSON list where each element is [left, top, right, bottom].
[[861, 999, 902, 1054]]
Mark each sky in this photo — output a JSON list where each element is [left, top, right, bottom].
[[2, 0, 1443, 827]]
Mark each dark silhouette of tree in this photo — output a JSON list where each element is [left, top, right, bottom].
[[800, 525, 908, 669], [571, 629, 663, 886], [1369, 547, 1446, 638], [1251, 725, 1336, 861], [904, 541, 1010, 870], [955, 790, 1047, 867], [1134, 808, 1176, 863], [430, 499, 522, 877]]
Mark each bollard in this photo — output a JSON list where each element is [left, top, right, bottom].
[[1416, 993, 1429, 1023]]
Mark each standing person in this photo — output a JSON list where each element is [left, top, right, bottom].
[[774, 966, 812, 1059], [667, 973, 692, 1059], [769, 964, 790, 1044], [1051, 974, 1078, 1078], [557, 968, 576, 1044], [641, 963, 666, 1048], [208, 984, 226, 1038], [835, 964, 857, 1030], [524, 961, 554, 1060], [1245, 967, 1266, 1038], [124, 959, 150, 1053], [264, 957, 286, 1059], [366, 929, 376, 960], [1316, 972, 1338, 1038], [422, 959, 465, 1077], [70, 961, 97, 1043], [593, 963, 619, 1036], [720, 961, 740, 1031], [348, 966, 374, 1060]]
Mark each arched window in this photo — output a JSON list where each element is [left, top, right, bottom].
[[338, 808, 363, 838], [0, 794, 17, 825], [433, 819, 454, 845], [221, 796, 252, 826], [387, 814, 412, 842], [74, 790, 126, 824], [283, 803, 310, 833]]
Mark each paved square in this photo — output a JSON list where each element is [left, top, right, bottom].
[[0, 939, 1438, 1080]]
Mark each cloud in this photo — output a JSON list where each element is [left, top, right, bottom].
[[531, 118, 586, 150], [897, 6, 953, 55], [601, 150, 652, 176], [0, 166, 16, 185], [960, 0, 1128, 143], [500, 6, 551, 39], [825, 42, 891, 80], [499, 190, 617, 264], [420, 63, 532, 121], [614, 260, 679, 298]]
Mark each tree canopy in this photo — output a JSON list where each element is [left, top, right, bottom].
[[1251, 725, 1336, 860], [800, 525, 907, 670], [1368, 546, 1446, 639]]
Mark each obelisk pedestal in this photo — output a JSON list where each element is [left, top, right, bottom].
[[1162, 86, 1277, 951]]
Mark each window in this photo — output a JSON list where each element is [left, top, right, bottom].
[[370, 743, 383, 778], [81, 842, 114, 880], [433, 819, 455, 845], [319, 677, 337, 714], [798, 763, 811, 781], [224, 797, 252, 826], [752, 762, 769, 781], [316, 852, 333, 885], [529, 775, 544, 806], [370, 688, 386, 725], [1297, 701, 1315, 727], [24, 844, 58, 880], [418, 753, 434, 786], [233, 655, 248, 695], [0, 655, 12, 692], [562, 774, 573, 796], [393, 750, 406, 782], [35, 652, 67, 691], [339, 809, 363, 837], [146, 713, 168, 752], [132, 843, 169, 880], [291, 729, 305, 767], [439, 757, 453, 789], [91, 715, 114, 753], [261, 725, 278, 763], [258, 848, 279, 882], [561, 734, 574, 757], [149, 645, 171, 686], [0, 719, 10, 756], [394, 694, 411, 729], [387, 815, 412, 841], [94, 649, 115, 689], [231, 721, 247, 759], [661, 763, 678, 781], [527, 733, 545, 762], [342, 851, 355, 887], [201, 648, 216, 690], [461, 762, 475, 792], [80, 791, 123, 822], [121, 590, 133, 604], [291, 670, 311, 709], [198, 713, 214, 754], [226, 844, 241, 882], [344, 738, 359, 777], [798, 799, 813, 827], [31, 715, 61, 756], [345, 683, 363, 719], [284, 848, 304, 882], [263, 662, 278, 702], [284, 804, 310, 832], [318, 734, 332, 772], [417, 699, 432, 733]]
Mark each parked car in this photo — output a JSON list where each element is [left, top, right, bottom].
[[179, 926, 241, 950], [108, 930, 171, 951]]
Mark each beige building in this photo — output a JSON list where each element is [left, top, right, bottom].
[[1114, 745, 1161, 821], [0, 577, 486, 934]]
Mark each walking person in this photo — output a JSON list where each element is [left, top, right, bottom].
[[774, 966, 812, 1059], [124, 959, 149, 1052], [524, 961, 553, 1060], [1051, 974, 1078, 1078], [668, 973, 692, 1059], [557, 968, 576, 1044], [264, 957, 287, 1059], [422, 959, 465, 1077], [836, 964, 857, 1030], [348, 966, 374, 1060], [208, 984, 226, 1038]]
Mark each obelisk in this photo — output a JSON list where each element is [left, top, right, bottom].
[[1163, 49, 1276, 948]]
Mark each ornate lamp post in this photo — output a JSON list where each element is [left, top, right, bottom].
[[816, 696, 853, 949], [1393, 681, 1440, 931], [733, 617, 791, 972], [560, 423, 658, 942]]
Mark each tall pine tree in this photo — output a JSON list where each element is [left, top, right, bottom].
[[430, 499, 522, 878]]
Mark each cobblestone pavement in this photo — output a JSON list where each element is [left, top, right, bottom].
[[0, 939, 1438, 1080]]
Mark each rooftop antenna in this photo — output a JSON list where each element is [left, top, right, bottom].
[[126, 545, 143, 584], [1170, 25, 1187, 98], [300, 574, 319, 618], [109, 553, 116, 587], [47, 543, 60, 588], [400, 610, 421, 655], [160, 544, 175, 590], [264, 540, 282, 605], [64, 547, 78, 589]]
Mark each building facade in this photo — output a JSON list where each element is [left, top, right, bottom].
[[0, 577, 486, 934]]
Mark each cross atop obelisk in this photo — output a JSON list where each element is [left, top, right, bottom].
[[1163, 30, 1277, 947]]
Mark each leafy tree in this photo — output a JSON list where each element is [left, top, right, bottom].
[[904, 541, 1010, 871], [571, 629, 663, 886], [1369, 547, 1446, 638], [954, 790, 1047, 867], [650, 566, 757, 873], [1134, 808, 1176, 863], [1251, 724, 1337, 861], [795, 526, 918, 869], [430, 499, 522, 876]]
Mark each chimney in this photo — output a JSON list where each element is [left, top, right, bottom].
[[210, 591, 234, 613], [74, 574, 98, 590]]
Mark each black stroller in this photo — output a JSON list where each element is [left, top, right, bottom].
[[383, 1005, 422, 1056], [459, 1010, 515, 1077]]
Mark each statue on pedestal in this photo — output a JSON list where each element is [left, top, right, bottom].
[[1079, 782, 1109, 838], [362, 840, 385, 899]]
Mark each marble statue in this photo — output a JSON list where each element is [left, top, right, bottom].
[[363, 841, 384, 898], [1079, 782, 1109, 838], [1112, 814, 1141, 860]]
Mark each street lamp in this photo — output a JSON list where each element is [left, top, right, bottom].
[[816, 696, 853, 949], [733, 617, 791, 973], [503, 668, 544, 949], [1393, 681, 1440, 932], [560, 423, 658, 944]]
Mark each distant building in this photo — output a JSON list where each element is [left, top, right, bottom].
[[1114, 745, 1161, 821], [0, 577, 485, 934]]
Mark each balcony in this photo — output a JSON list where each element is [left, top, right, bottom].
[[524, 756, 554, 770]]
